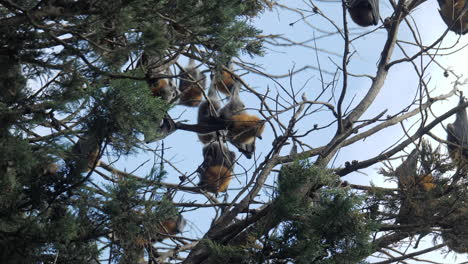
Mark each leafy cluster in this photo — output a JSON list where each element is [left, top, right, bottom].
[[270, 162, 376, 263], [204, 161, 377, 263], [0, 0, 267, 262], [103, 177, 176, 263]]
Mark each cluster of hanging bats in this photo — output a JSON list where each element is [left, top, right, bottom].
[[46, 1, 468, 243], [348, 0, 467, 34], [55, 57, 266, 240], [394, 96, 467, 253], [395, 95, 467, 202], [195, 63, 265, 193], [148, 58, 265, 194], [61, 62, 467, 244]]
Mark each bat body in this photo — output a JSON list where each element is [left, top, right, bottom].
[[148, 69, 179, 103], [68, 137, 101, 173], [348, 0, 380, 27], [219, 83, 265, 158], [178, 59, 206, 107], [139, 53, 179, 103], [447, 96, 468, 167], [197, 83, 223, 144], [438, 0, 468, 35], [213, 62, 235, 96], [198, 142, 236, 193], [158, 214, 186, 237]]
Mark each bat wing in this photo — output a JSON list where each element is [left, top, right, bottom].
[[369, 0, 380, 25], [349, 0, 380, 25], [396, 149, 418, 188]]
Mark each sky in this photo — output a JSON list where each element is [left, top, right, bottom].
[[91, 0, 468, 262]]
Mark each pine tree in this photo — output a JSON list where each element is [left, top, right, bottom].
[[0, 1, 266, 262], [0, 0, 467, 263]]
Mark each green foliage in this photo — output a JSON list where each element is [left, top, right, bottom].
[[268, 161, 377, 263], [380, 141, 452, 184], [267, 187, 376, 263], [276, 160, 339, 216], [0, 51, 26, 104], [48, 70, 90, 110], [203, 240, 251, 263], [0, 0, 268, 262], [85, 74, 169, 153], [162, 0, 265, 61], [103, 176, 177, 263], [0, 135, 103, 262], [379, 142, 455, 227], [201, 161, 376, 263]]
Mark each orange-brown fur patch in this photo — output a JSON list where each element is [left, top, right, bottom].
[[87, 147, 101, 171], [43, 163, 58, 175], [151, 79, 168, 97], [228, 114, 265, 144], [201, 165, 232, 193], [418, 173, 436, 192], [215, 71, 235, 95], [160, 219, 178, 235], [179, 85, 203, 107]]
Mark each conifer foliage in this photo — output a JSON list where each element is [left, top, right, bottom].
[[0, 0, 265, 262]]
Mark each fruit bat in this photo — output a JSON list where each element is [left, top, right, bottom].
[[178, 58, 206, 107], [198, 141, 236, 193], [447, 95, 468, 168], [347, 0, 380, 27]]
